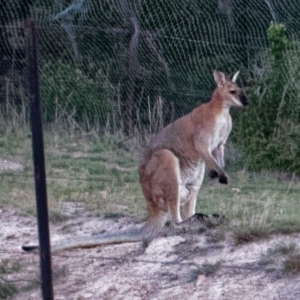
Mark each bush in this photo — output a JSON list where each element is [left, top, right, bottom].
[[231, 23, 300, 174], [40, 60, 115, 127]]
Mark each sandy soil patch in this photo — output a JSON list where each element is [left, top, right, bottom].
[[0, 159, 23, 172], [1, 204, 300, 300]]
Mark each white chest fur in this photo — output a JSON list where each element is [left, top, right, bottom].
[[210, 113, 232, 150]]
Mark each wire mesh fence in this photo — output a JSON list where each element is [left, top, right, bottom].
[[2, 0, 300, 299], [2, 0, 300, 136]]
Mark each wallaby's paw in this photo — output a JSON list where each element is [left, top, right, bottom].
[[208, 169, 219, 179], [219, 174, 229, 184], [194, 212, 209, 221], [181, 213, 209, 224]]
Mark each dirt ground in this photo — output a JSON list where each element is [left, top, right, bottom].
[[1, 203, 300, 300], [1, 158, 300, 300]]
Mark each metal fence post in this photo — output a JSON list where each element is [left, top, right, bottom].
[[27, 19, 54, 300]]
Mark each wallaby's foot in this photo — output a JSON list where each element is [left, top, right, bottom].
[[163, 213, 225, 237], [219, 173, 229, 184], [193, 213, 209, 221], [171, 221, 183, 230], [170, 213, 209, 235], [212, 213, 220, 218], [179, 213, 209, 225], [204, 213, 225, 228], [184, 213, 225, 228], [208, 170, 219, 179]]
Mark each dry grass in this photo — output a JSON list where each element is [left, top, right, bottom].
[[0, 259, 20, 299], [1, 126, 300, 241], [0, 281, 18, 300], [1, 104, 300, 247], [281, 244, 300, 274], [187, 262, 221, 283]]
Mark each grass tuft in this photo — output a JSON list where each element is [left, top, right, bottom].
[[0, 260, 21, 275], [284, 252, 300, 274], [282, 245, 300, 274], [233, 226, 270, 245], [1, 108, 300, 248], [187, 262, 221, 283], [49, 211, 69, 224], [0, 281, 18, 299]]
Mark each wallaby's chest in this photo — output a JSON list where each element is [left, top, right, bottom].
[[210, 114, 232, 148]]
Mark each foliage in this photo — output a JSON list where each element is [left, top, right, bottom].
[[231, 22, 300, 174], [29, 0, 274, 133], [267, 22, 288, 61], [40, 60, 114, 126], [0, 281, 18, 299], [2, 2, 300, 174]]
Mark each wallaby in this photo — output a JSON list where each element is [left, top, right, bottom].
[[22, 70, 248, 253]]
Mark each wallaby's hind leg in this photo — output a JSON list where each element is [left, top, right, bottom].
[[140, 149, 183, 225], [181, 187, 198, 220], [153, 149, 182, 224], [181, 164, 205, 220]]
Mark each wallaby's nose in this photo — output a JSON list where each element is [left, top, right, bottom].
[[240, 93, 248, 106]]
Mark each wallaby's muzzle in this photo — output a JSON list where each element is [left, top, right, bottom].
[[240, 92, 248, 106]]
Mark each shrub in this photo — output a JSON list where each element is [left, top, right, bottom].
[[40, 60, 115, 127], [231, 23, 300, 174]]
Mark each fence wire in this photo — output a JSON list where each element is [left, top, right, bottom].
[[1, 0, 300, 135], [2, 1, 300, 299]]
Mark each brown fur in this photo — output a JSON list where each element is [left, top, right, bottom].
[[139, 70, 248, 229], [22, 70, 248, 252]]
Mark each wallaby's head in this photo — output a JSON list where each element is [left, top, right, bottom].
[[213, 70, 248, 107]]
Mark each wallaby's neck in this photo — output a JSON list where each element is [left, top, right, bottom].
[[207, 89, 230, 114]]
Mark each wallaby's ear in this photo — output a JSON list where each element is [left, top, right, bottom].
[[232, 70, 240, 83], [213, 70, 227, 87]]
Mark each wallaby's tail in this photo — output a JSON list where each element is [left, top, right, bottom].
[[22, 222, 158, 253]]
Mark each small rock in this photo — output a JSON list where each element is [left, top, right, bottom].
[[6, 234, 16, 239], [195, 275, 207, 287], [99, 191, 108, 199]]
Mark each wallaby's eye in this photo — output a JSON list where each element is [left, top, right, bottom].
[[229, 90, 236, 95]]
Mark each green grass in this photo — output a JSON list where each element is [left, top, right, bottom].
[[0, 128, 300, 240], [271, 243, 300, 274], [0, 281, 18, 299], [0, 259, 21, 299], [0, 129, 143, 219], [196, 171, 300, 240], [0, 260, 21, 274]]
